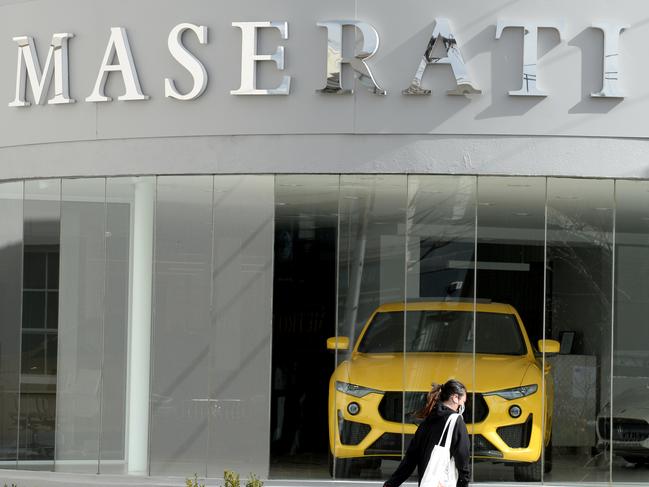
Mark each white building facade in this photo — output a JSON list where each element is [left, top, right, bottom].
[[1, 0, 649, 485]]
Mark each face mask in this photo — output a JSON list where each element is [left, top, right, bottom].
[[458, 404, 465, 415]]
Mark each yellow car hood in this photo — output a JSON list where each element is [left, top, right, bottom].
[[342, 352, 534, 392]]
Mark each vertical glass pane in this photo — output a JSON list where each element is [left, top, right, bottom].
[[46, 292, 58, 329], [99, 177, 143, 474], [334, 175, 407, 481], [150, 176, 213, 476], [612, 180, 649, 483], [55, 178, 106, 473], [475, 177, 546, 483], [546, 178, 613, 483], [0, 181, 22, 467], [206, 176, 274, 478], [24, 253, 46, 289], [405, 176, 476, 483], [22, 292, 45, 329], [270, 175, 339, 479], [21, 334, 46, 376], [46, 335, 57, 377], [19, 179, 60, 469]]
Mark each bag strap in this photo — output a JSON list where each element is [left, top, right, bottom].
[[437, 413, 461, 448]]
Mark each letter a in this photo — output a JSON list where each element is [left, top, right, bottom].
[[403, 18, 480, 96]]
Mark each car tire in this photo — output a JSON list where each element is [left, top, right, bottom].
[[544, 438, 553, 474], [514, 459, 542, 482]]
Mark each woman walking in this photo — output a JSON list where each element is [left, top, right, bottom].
[[383, 379, 471, 487]]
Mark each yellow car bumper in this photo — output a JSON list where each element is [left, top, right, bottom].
[[330, 387, 545, 464]]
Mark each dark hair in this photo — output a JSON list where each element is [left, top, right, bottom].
[[415, 379, 467, 419]]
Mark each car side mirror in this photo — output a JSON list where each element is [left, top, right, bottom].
[[327, 336, 350, 351], [537, 339, 561, 355]]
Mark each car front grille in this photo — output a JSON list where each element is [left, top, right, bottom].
[[598, 418, 649, 443], [366, 432, 503, 458], [471, 434, 503, 458], [339, 418, 371, 446], [496, 415, 533, 448], [378, 391, 488, 424]]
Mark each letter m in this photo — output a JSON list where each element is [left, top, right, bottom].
[[9, 33, 75, 107]]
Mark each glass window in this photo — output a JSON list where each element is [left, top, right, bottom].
[[333, 175, 407, 480], [149, 176, 213, 476], [405, 175, 476, 485], [207, 176, 274, 477], [612, 180, 649, 483], [545, 178, 614, 483], [55, 178, 107, 473], [475, 177, 546, 483], [19, 179, 60, 468], [99, 177, 146, 474], [0, 181, 23, 466], [270, 175, 339, 480]]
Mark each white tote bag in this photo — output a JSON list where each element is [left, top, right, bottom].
[[420, 413, 460, 487]]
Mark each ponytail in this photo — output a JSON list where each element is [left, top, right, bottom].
[[415, 383, 442, 419], [415, 379, 467, 419]]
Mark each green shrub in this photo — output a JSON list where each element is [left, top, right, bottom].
[[224, 470, 240, 487], [185, 473, 205, 487], [245, 473, 264, 487]]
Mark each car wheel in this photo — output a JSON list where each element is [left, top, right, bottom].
[[514, 459, 542, 482], [544, 438, 553, 474]]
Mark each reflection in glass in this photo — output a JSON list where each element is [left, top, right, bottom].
[[333, 175, 407, 480], [475, 177, 547, 483], [270, 175, 339, 479], [612, 180, 649, 483], [546, 178, 613, 483], [99, 177, 143, 473], [207, 176, 274, 477], [56, 178, 106, 472], [19, 179, 60, 469], [406, 176, 476, 481], [150, 176, 213, 475]]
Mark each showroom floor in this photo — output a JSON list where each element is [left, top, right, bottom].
[[269, 451, 649, 483], [1, 452, 648, 487]]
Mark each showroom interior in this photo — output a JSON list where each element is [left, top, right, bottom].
[[1, 174, 649, 485]]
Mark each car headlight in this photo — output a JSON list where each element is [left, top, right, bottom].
[[335, 381, 383, 398], [483, 384, 538, 400]]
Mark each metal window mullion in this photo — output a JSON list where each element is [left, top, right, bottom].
[[541, 177, 548, 483], [97, 178, 108, 474], [333, 174, 341, 479], [146, 177, 158, 477], [15, 180, 25, 468], [205, 176, 216, 478], [609, 180, 617, 485], [471, 176, 478, 483]]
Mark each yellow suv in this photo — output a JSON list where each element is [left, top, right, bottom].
[[327, 299, 560, 482]]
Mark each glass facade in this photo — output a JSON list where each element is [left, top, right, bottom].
[[0, 174, 648, 484]]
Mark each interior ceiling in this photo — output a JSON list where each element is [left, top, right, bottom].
[[276, 176, 649, 237]]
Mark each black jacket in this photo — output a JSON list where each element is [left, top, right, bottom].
[[383, 404, 471, 487]]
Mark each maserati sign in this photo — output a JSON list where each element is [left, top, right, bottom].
[[8, 18, 627, 107]]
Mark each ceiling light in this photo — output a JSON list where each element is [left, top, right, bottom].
[[513, 212, 530, 216]]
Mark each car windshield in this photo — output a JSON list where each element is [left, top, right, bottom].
[[357, 310, 527, 355]]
